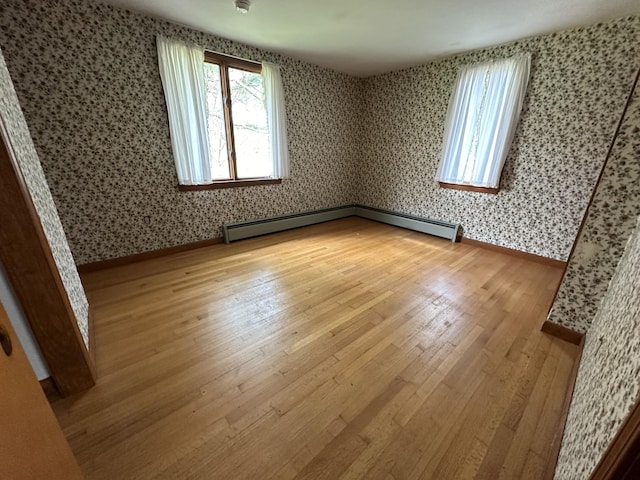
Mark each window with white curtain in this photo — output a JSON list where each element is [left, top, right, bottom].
[[436, 54, 531, 193], [156, 35, 289, 187]]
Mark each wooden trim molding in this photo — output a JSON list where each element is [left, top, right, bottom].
[[589, 391, 640, 479], [544, 335, 585, 479], [438, 182, 499, 194], [82, 218, 567, 274], [460, 237, 567, 268], [40, 377, 62, 403], [178, 178, 282, 191], [204, 51, 262, 73], [88, 306, 96, 365], [77, 237, 224, 273], [541, 320, 584, 345], [0, 122, 95, 396]]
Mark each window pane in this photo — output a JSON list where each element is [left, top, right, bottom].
[[228, 67, 271, 179], [203, 63, 230, 180]]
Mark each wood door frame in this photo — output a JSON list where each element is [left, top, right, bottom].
[[589, 394, 640, 479], [0, 119, 95, 396]]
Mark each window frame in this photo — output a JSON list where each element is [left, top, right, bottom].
[[438, 182, 498, 195], [191, 51, 278, 189]]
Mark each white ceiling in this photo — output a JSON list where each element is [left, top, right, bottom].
[[101, 0, 640, 76]]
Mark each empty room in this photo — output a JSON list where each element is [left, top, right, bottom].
[[0, 0, 639, 479]]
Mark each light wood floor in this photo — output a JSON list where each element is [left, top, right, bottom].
[[52, 218, 578, 479]]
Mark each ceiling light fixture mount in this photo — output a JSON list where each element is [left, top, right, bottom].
[[235, 0, 251, 14]]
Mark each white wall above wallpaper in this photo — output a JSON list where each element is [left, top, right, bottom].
[[548, 72, 640, 334], [358, 17, 640, 261], [554, 215, 640, 479], [0, 0, 639, 265], [0, 0, 362, 265]]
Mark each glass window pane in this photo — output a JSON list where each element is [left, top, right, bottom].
[[203, 62, 230, 180], [228, 67, 271, 179]]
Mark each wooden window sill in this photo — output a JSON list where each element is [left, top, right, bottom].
[[438, 182, 499, 194], [178, 179, 282, 191]]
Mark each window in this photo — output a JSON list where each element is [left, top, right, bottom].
[[436, 54, 531, 194], [203, 52, 271, 182], [156, 36, 289, 189]]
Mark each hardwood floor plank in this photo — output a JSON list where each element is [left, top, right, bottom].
[[295, 377, 408, 480]]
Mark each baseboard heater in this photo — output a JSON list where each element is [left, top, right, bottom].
[[354, 205, 460, 242], [223, 205, 356, 243], [223, 204, 460, 244]]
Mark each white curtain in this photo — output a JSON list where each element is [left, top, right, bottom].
[[156, 35, 211, 185], [262, 62, 289, 179], [436, 54, 531, 188]]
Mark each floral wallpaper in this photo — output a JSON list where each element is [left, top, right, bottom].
[[554, 215, 640, 479], [358, 16, 640, 261], [0, 0, 362, 264], [0, 48, 89, 347], [0, 0, 638, 269], [548, 74, 640, 334]]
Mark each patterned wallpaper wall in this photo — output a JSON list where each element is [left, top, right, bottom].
[[554, 215, 640, 479], [358, 17, 640, 261], [0, 48, 89, 347], [0, 0, 362, 264], [1, 0, 639, 267], [548, 74, 640, 334]]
